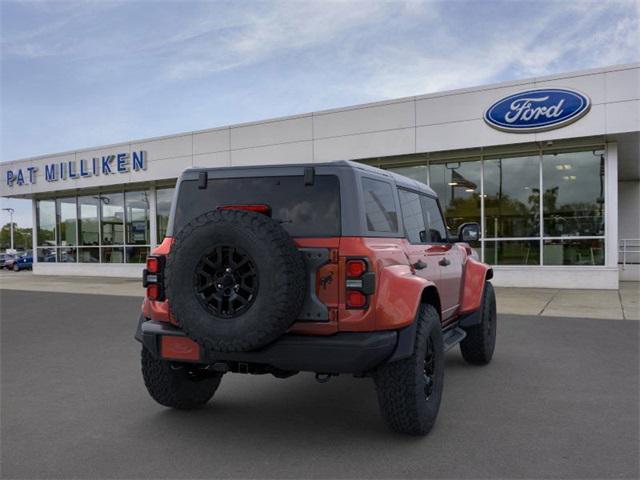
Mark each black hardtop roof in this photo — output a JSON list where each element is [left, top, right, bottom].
[[186, 160, 436, 197]]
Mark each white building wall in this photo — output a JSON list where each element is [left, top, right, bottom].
[[3, 63, 639, 287]]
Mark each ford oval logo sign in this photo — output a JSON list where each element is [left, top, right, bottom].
[[484, 88, 591, 133]]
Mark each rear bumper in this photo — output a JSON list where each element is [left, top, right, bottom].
[[135, 316, 398, 374]]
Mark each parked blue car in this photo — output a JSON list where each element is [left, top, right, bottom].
[[13, 253, 33, 271]]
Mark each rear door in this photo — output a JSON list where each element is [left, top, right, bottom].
[[398, 189, 441, 287], [420, 195, 463, 321]]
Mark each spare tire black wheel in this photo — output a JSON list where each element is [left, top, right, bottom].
[[165, 209, 307, 353]]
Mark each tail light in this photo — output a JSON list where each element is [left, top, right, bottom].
[[345, 258, 375, 309], [143, 255, 165, 301]]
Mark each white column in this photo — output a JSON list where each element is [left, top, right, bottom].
[[605, 142, 618, 271], [31, 198, 37, 265], [149, 186, 158, 248]]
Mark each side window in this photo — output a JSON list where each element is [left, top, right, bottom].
[[399, 189, 427, 244], [362, 178, 398, 233], [421, 196, 448, 243]]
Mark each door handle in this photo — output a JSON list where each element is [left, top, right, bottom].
[[438, 257, 451, 267], [412, 260, 427, 270]]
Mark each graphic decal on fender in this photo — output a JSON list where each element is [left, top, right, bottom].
[[484, 88, 591, 133]]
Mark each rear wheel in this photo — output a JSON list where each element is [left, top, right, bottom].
[[141, 347, 223, 409], [373, 304, 444, 435], [460, 281, 496, 365]]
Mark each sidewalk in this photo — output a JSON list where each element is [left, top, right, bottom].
[[1, 271, 638, 320]]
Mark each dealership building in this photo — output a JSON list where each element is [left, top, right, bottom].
[[1, 63, 638, 289]]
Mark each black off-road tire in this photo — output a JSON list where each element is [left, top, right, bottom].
[[165, 209, 306, 353], [373, 304, 445, 435], [141, 347, 222, 409], [460, 281, 496, 365]]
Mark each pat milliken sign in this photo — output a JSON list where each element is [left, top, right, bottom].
[[484, 88, 591, 133], [4, 150, 147, 187]]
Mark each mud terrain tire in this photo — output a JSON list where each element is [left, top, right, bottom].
[[141, 347, 223, 409], [460, 281, 496, 365], [165, 209, 306, 353], [373, 304, 445, 435]]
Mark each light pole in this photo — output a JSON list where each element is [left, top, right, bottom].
[[2, 207, 15, 251]]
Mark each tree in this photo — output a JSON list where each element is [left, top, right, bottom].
[[0, 223, 32, 251]]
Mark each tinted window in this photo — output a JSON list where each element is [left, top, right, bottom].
[[156, 187, 175, 241], [399, 189, 427, 243], [542, 151, 605, 237], [174, 175, 340, 237], [362, 178, 398, 233], [421, 196, 448, 243]]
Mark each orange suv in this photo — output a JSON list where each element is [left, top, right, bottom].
[[135, 161, 496, 435]]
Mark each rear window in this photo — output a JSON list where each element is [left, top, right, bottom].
[[174, 175, 341, 237]]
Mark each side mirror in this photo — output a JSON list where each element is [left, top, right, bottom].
[[458, 222, 481, 243]]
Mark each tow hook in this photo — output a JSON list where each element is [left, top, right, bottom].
[[315, 373, 332, 383]]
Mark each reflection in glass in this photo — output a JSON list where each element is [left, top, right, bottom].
[[362, 178, 398, 232], [100, 193, 124, 245], [78, 196, 100, 246], [57, 197, 77, 246], [125, 191, 150, 245], [101, 247, 124, 263], [484, 155, 539, 238], [37, 247, 57, 262], [78, 247, 100, 263], [542, 151, 605, 237], [398, 190, 426, 243], [420, 195, 449, 243], [484, 240, 540, 265], [156, 187, 175, 242], [388, 165, 428, 185], [126, 246, 149, 263], [429, 160, 481, 233], [58, 247, 77, 263], [543, 239, 604, 265], [37, 200, 56, 246]]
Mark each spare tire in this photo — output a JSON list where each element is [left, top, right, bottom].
[[165, 209, 307, 353]]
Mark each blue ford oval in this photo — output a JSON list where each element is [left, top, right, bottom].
[[484, 88, 591, 132]]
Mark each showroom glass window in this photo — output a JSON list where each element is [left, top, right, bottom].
[[125, 190, 150, 263], [542, 150, 605, 265], [56, 197, 77, 263], [428, 160, 481, 234], [77, 195, 100, 262], [385, 146, 605, 266], [483, 154, 541, 265], [156, 187, 175, 242], [484, 155, 539, 238], [36, 200, 56, 262], [100, 193, 124, 263]]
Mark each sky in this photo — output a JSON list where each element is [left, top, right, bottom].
[[1, 0, 639, 228]]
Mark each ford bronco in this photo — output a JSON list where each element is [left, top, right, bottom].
[[135, 161, 496, 435]]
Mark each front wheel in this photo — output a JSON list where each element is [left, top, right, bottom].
[[141, 347, 223, 409], [460, 281, 497, 365], [12, 264, 19, 272], [373, 304, 445, 435]]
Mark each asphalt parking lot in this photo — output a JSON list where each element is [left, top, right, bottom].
[[1, 289, 638, 479]]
